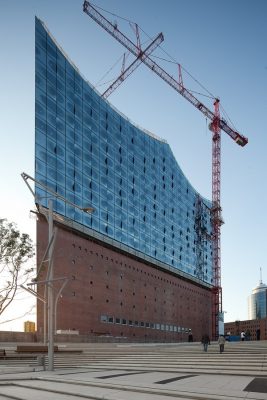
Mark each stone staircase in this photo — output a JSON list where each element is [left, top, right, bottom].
[[42, 341, 267, 376]]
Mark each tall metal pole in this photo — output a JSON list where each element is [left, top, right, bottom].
[[47, 199, 54, 371], [211, 99, 222, 340], [43, 285, 47, 344], [21, 173, 94, 358]]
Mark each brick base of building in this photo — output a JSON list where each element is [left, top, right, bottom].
[[36, 215, 212, 342]]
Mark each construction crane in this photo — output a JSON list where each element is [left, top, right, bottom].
[[103, 28, 164, 98], [83, 1, 248, 339], [195, 194, 212, 281]]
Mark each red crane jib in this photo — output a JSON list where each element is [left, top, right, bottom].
[[83, 0, 248, 147]]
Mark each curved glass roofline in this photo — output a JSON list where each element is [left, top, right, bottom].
[[36, 17, 167, 145], [36, 17, 211, 206]]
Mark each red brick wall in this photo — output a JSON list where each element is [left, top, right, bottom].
[[37, 216, 212, 342], [0, 331, 37, 342], [225, 318, 267, 340]]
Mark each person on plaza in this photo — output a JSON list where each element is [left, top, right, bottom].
[[188, 331, 193, 342], [240, 331, 246, 341], [201, 333, 210, 352], [218, 335, 226, 353]]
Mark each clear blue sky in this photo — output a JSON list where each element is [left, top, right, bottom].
[[0, 0, 266, 330]]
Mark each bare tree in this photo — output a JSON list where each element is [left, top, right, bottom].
[[0, 219, 34, 317]]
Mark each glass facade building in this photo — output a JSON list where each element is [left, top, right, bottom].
[[248, 282, 267, 320], [35, 18, 213, 285]]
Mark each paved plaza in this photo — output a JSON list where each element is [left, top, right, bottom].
[[1, 340, 267, 399]]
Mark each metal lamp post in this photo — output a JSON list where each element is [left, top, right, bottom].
[[21, 172, 94, 371], [47, 199, 54, 371], [46, 200, 94, 371]]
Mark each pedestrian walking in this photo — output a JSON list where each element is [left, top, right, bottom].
[[201, 333, 210, 352], [241, 331, 246, 341], [218, 335, 226, 353], [188, 331, 193, 342]]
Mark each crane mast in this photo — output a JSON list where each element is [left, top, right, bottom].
[[210, 99, 223, 338], [83, 1, 248, 339]]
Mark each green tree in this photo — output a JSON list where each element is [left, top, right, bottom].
[[0, 219, 34, 317]]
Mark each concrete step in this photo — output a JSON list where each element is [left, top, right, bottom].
[[28, 341, 267, 377]]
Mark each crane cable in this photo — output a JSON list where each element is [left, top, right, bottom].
[[90, 2, 216, 99], [94, 52, 130, 87], [90, 2, 234, 128]]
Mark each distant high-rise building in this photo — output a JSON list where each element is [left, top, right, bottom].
[[24, 321, 36, 333], [248, 278, 267, 320]]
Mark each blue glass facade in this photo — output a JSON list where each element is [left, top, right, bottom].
[[35, 18, 213, 284], [248, 283, 267, 319]]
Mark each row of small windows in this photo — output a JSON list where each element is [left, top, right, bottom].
[[70, 246, 211, 296], [36, 149, 198, 212], [36, 139, 186, 193], [36, 152, 211, 211], [100, 315, 191, 333], [36, 166, 193, 215], [36, 172, 210, 235], [36, 151, 210, 227], [67, 209, 211, 258]]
